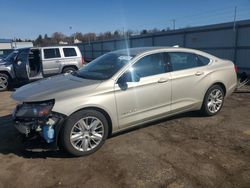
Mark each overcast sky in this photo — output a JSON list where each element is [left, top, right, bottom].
[[1, 0, 250, 39]]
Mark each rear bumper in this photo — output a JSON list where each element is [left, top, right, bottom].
[[226, 82, 237, 98]]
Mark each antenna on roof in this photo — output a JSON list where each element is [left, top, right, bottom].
[[173, 45, 179, 48]]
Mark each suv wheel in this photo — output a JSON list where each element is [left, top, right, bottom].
[[0, 73, 9, 91], [60, 110, 109, 156], [201, 85, 224, 116], [62, 67, 77, 74]]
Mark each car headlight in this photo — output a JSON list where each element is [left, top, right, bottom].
[[15, 100, 55, 118]]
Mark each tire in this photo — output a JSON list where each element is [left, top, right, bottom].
[[60, 110, 109, 156], [200, 85, 225, 116], [0, 73, 10, 91], [62, 67, 77, 74]]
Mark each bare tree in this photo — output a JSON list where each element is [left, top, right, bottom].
[[140, 29, 148, 35], [51, 32, 66, 44], [113, 30, 121, 38]]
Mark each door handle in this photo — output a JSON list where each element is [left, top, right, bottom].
[[158, 78, 169, 83], [55, 60, 61, 63], [195, 71, 204, 76]]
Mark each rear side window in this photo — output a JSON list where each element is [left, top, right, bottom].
[[197, 55, 210, 65], [63, 48, 77, 57], [44, 48, 61, 59], [168, 52, 210, 71]]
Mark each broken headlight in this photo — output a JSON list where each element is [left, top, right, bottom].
[[15, 99, 54, 118]]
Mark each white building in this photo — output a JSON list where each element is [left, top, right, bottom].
[[74, 39, 82, 44], [0, 39, 12, 49], [12, 41, 33, 48], [0, 39, 33, 49], [59, 41, 68, 45]]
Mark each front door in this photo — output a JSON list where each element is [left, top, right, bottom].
[[13, 48, 30, 82], [115, 52, 172, 129]]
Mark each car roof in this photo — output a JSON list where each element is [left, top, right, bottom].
[[112, 47, 217, 59], [31, 46, 78, 50], [113, 47, 165, 56]]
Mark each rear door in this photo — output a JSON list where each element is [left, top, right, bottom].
[[28, 49, 44, 80], [168, 52, 211, 113], [13, 48, 30, 81], [62, 47, 81, 67], [42, 48, 61, 75]]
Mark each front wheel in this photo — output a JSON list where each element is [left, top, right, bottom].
[[0, 73, 10, 91], [60, 110, 109, 156], [200, 85, 225, 116]]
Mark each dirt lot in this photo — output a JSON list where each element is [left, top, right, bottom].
[[0, 87, 250, 188]]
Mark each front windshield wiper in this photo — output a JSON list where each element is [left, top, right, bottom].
[[71, 71, 108, 80], [71, 71, 82, 78], [71, 71, 94, 80]]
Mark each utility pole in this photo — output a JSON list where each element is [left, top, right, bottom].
[[69, 26, 74, 44], [171, 19, 176, 30], [123, 27, 125, 37], [233, 6, 237, 31]]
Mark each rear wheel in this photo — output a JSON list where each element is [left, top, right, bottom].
[[62, 67, 77, 74], [0, 73, 9, 91], [200, 85, 224, 116], [60, 110, 109, 156]]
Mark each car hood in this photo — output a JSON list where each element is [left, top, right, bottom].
[[0, 59, 8, 65], [11, 74, 102, 102]]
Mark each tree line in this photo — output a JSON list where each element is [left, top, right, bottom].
[[31, 28, 172, 47]]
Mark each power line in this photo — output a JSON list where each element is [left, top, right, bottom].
[[172, 6, 236, 21], [178, 8, 249, 28], [169, 6, 250, 29]]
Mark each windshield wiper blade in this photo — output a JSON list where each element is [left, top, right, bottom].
[[71, 71, 89, 79]]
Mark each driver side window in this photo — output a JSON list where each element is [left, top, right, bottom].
[[16, 50, 29, 63], [132, 53, 168, 78]]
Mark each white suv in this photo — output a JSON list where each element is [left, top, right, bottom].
[[0, 46, 84, 91]]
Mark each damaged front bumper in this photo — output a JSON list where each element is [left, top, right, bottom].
[[13, 109, 66, 147]]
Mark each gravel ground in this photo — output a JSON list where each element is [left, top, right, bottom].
[[0, 87, 250, 188]]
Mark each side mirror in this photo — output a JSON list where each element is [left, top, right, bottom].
[[117, 71, 140, 85]]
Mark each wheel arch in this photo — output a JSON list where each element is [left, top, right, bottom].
[[56, 105, 114, 150], [69, 106, 113, 137], [199, 81, 226, 116], [208, 82, 227, 96], [61, 65, 78, 73], [0, 71, 12, 80]]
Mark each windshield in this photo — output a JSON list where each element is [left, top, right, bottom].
[[73, 53, 134, 80], [4, 51, 18, 63]]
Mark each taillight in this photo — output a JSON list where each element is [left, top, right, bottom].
[[81, 57, 85, 65], [234, 64, 238, 73]]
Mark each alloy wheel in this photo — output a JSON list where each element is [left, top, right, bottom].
[[66, 70, 74, 73], [207, 89, 223, 113], [70, 116, 104, 152], [0, 76, 8, 90]]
